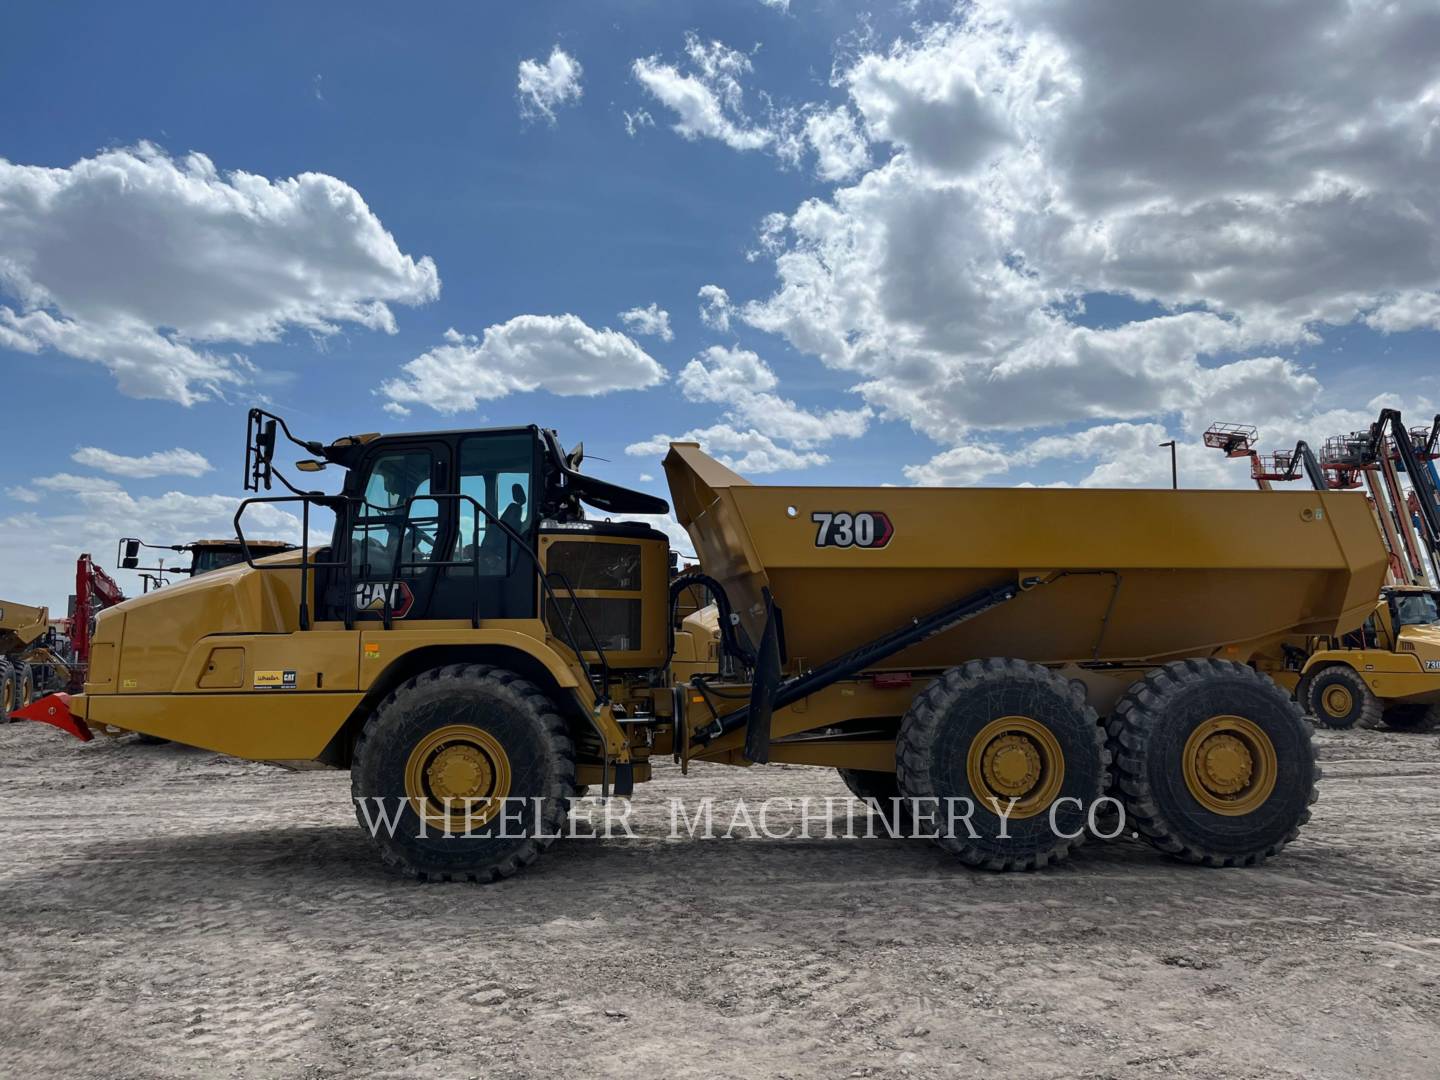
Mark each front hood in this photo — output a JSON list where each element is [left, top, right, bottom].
[[109, 551, 312, 694], [1397, 623, 1440, 664], [113, 547, 305, 616]]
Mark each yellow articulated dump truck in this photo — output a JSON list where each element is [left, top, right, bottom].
[[1293, 585, 1440, 732], [15, 408, 1387, 880], [1, 600, 70, 714]]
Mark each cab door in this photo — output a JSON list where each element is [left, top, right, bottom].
[[329, 440, 453, 623], [427, 430, 540, 621]]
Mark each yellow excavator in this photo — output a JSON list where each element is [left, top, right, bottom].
[[16, 407, 1387, 880]]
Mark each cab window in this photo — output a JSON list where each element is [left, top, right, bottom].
[[454, 434, 533, 574], [351, 450, 439, 578], [1393, 592, 1440, 629]]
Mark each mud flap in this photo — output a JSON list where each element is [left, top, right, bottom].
[[11, 693, 92, 742], [744, 590, 782, 765]]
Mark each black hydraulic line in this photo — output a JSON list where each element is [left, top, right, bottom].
[[668, 571, 754, 665], [693, 579, 1027, 748]]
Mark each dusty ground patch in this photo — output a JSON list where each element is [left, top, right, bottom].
[[2, 722, 1438, 1079]]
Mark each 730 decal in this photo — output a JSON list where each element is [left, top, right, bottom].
[[811, 511, 893, 549]]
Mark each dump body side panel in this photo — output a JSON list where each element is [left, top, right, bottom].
[[665, 444, 1388, 671]]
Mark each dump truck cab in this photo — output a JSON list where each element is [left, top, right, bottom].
[[64, 411, 673, 784], [1298, 585, 1440, 730]]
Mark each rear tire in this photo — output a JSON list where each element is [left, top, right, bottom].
[[895, 658, 1108, 871], [1382, 704, 1440, 733], [351, 664, 576, 882], [1108, 659, 1318, 867], [1303, 665, 1381, 729]]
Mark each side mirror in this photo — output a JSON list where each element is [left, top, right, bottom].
[[258, 420, 277, 465], [295, 459, 326, 473], [568, 441, 584, 469], [121, 539, 140, 569]]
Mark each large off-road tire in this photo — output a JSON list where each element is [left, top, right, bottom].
[[895, 658, 1109, 871], [1302, 665, 1382, 729], [17, 662, 33, 707], [0, 659, 14, 719], [1108, 659, 1318, 867], [351, 664, 576, 882], [1382, 704, 1440, 733]]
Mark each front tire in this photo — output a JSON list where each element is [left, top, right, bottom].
[[895, 658, 1108, 871], [1108, 659, 1318, 867], [0, 659, 13, 719], [1303, 665, 1381, 729], [352, 664, 576, 882]]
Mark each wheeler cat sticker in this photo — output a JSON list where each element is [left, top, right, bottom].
[[253, 669, 298, 690], [811, 511, 894, 549], [355, 581, 415, 618]]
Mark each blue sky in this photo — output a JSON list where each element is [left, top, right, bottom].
[[3, 0, 1439, 605]]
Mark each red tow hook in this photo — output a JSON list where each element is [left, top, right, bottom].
[[11, 693, 93, 742]]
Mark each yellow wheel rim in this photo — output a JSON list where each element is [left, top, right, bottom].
[[1321, 685, 1354, 719], [1182, 715, 1277, 816], [965, 716, 1065, 819], [404, 724, 512, 832]]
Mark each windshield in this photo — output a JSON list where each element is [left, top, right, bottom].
[[1392, 592, 1440, 629]]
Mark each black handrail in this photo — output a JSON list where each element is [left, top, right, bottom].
[[235, 495, 351, 630], [385, 491, 613, 702], [238, 489, 615, 704]]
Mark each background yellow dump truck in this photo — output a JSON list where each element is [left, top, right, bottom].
[[0, 599, 71, 713], [1294, 585, 1440, 731], [17, 408, 1388, 880]]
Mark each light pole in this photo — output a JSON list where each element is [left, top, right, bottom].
[[1159, 440, 1178, 489]]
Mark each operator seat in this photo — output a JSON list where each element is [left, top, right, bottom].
[[479, 483, 527, 566]]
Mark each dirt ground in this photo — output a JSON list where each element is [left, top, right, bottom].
[[2, 722, 1439, 1080]]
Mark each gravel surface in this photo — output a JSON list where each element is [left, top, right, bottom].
[[2, 721, 1438, 1079]]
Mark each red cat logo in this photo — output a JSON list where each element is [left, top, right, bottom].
[[355, 581, 414, 618]]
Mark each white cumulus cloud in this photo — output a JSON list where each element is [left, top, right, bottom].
[[380, 315, 666, 415], [698, 284, 733, 332], [726, 1, 1440, 486], [619, 302, 673, 341], [627, 345, 868, 474], [632, 35, 775, 152], [70, 446, 213, 479], [0, 144, 439, 404], [517, 46, 584, 124]]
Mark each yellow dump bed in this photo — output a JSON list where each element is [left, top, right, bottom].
[[663, 444, 1388, 669], [0, 600, 50, 655]]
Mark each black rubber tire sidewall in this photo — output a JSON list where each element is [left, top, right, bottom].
[[1136, 671, 1314, 859], [352, 666, 573, 880], [1305, 667, 1373, 729], [899, 660, 1107, 868]]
